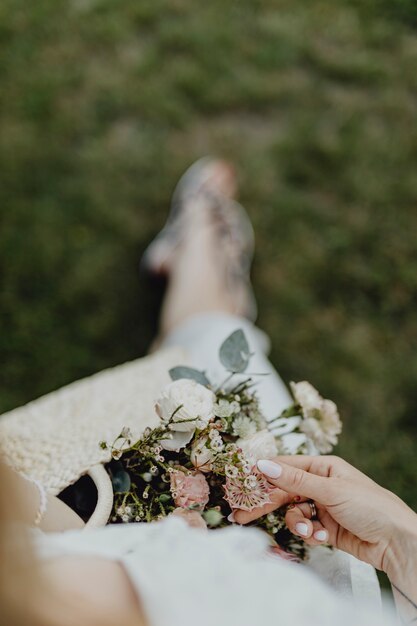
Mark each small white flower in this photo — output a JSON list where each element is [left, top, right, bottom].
[[190, 436, 215, 472], [214, 399, 240, 418], [244, 475, 258, 490], [120, 427, 132, 439], [210, 436, 224, 452], [209, 428, 220, 440], [121, 514, 130, 522], [225, 464, 239, 478], [232, 415, 257, 439], [241, 461, 252, 475]]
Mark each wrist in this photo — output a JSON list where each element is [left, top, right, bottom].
[[384, 512, 417, 586]]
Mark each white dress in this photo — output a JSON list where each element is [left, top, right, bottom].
[[34, 517, 395, 626]]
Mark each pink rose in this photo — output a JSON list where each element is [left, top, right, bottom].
[[170, 470, 210, 510]]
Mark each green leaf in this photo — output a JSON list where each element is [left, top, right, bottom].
[[219, 329, 250, 373], [169, 366, 211, 386], [112, 470, 131, 493]]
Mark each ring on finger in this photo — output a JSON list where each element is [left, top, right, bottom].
[[308, 500, 318, 520]]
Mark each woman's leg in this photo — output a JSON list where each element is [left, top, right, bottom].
[[152, 160, 292, 420]]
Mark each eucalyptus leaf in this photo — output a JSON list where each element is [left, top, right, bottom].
[[112, 470, 131, 493], [219, 329, 250, 373], [169, 366, 210, 386]]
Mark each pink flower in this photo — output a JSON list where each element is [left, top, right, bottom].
[[170, 470, 210, 510], [224, 474, 272, 512]]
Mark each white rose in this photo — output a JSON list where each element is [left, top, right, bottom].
[[237, 430, 277, 465], [156, 379, 215, 451], [190, 436, 215, 472], [156, 379, 215, 432]]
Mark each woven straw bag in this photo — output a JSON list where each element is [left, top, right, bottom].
[[0, 346, 188, 528]]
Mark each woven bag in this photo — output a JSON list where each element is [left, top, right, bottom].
[[0, 346, 188, 528]]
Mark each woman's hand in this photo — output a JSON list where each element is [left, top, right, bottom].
[[233, 456, 417, 583]]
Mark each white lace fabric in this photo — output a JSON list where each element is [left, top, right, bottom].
[[33, 518, 392, 626]]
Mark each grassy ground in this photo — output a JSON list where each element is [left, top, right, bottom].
[[1, 0, 416, 528]]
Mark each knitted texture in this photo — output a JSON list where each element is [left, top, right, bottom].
[[0, 347, 188, 495]]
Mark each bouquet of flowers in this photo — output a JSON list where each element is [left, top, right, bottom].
[[102, 330, 342, 559]]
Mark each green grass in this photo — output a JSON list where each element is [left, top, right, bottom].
[[1, 0, 416, 524]]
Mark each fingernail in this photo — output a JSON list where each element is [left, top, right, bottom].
[[313, 529, 328, 542], [257, 460, 282, 479], [227, 512, 236, 523], [295, 522, 309, 537]]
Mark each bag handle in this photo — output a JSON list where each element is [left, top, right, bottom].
[[85, 464, 114, 528]]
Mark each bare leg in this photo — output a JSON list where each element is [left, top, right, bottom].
[[159, 194, 244, 338]]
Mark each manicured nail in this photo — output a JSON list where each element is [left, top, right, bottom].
[[257, 460, 282, 479], [227, 512, 236, 523], [313, 529, 328, 542], [295, 522, 309, 537]]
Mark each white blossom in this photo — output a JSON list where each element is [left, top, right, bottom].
[[300, 399, 342, 454], [290, 382, 342, 454], [190, 436, 215, 472], [290, 381, 323, 418], [214, 399, 241, 418], [210, 437, 224, 452], [156, 379, 215, 451], [244, 475, 258, 490], [225, 464, 239, 478], [232, 415, 257, 439]]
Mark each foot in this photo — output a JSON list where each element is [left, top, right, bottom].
[[144, 158, 258, 325], [142, 157, 237, 276]]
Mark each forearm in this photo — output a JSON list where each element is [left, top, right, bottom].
[[385, 515, 417, 624], [7, 465, 85, 531]]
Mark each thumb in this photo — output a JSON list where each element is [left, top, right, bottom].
[[257, 459, 334, 504]]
